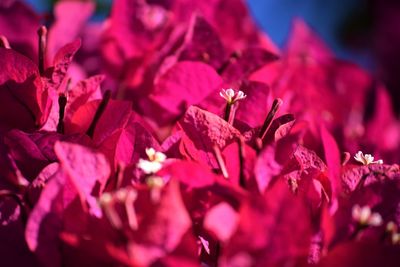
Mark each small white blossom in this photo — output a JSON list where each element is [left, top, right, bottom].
[[386, 221, 400, 245], [352, 204, 382, 227], [220, 88, 246, 104], [145, 148, 166, 162], [354, 151, 383, 165], [137, 148, 166, 174], [137, 159, 163, 174]]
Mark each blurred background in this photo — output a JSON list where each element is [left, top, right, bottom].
[[23, 0, 400, 111]]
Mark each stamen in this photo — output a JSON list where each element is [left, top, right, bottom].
[[86, 90, 111, 138], [258, 98, 283, 140], [37, 26, 47, 76]]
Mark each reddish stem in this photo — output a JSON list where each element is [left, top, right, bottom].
[[237, 136, 246, 188], [37, 26, 47, 76], [212, 144, 229, 179], [86, 90, 112, 138], [258, 98, 283, 140], [0, 35, 11, 49]]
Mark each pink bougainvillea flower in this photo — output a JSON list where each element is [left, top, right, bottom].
[[0, 48, 48, 132], [219, 179, 312, 266], [317, 241, 400, 267], [144, 61, 223, 126], [57, 180, 196, 267], [25, 141, 110, 267], [176, 15, 226, 70], [0, 1, 40, 61], [175, 106, 241, 169], [0, 1, 400, 266], [47, 1, 95, 61]]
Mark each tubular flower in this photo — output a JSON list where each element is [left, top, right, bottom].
[[354, 151, 383, 165], [219, 88, 246, 104], [352, 204, 383, 227], [137, 148, 166, 174]]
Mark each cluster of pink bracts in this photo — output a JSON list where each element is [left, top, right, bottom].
[[1, 0, 400, 267]]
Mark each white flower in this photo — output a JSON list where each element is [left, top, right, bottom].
[[354, 151, 383, 165], [219, 88, 246, 104], [137, 159, 163, 174], [352, 204, 382, 227], [145, 148, 166, 162], [137, 148, 166, 174], [386, 221, 400, 245]]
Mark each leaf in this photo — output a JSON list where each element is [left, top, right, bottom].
[[320, 125, 341, 200], [177, 106, 241, 168], [0, 1, 40, 61], [204, 202, 239, 242], [158, 160, 217, 188], [254, 145, 283, 193], [45, 39, 82, 93], [178, 15, 226, 69], [145, 61, 223, 126], [26, 142, 111, 267], [4, 129, 49, 181], [128, 180, 192, 266], [54, 141, 110, 211], [65, 75, 104, 123], [221, 47, 278, 84], [220, 179, 312, 266], [0, 48, 46, 130], [318, 241, 400, 267], [47, 1, 95, 60]]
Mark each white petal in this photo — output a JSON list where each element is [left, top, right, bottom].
[[352, 204, 361, 221], [154, 151, 166, 162], [368, 213, 382, 226], [145, 148, 156, 159], [226, 88, 235, 98], [137, 159, 162, 174], [359, 206, 372, 223]]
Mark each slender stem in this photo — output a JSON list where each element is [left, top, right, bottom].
[[258, 98, 283, 140], [237, 136, 246, 188], [37, 26, 47, 76], [350, 224, 367, 240], [57, 94, 67, 134], [255, 137, 263, 154], [0, 35, 11, 49], [115, 162, 125, 189], [56, 79, 71, 134], [223, 103, 232, 122], [341, 152, 351, 166], [86, 90, 112, 138], [354, 173, 369, 192], [228, 103, 238, 125], [212, 144, 229, 179]]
